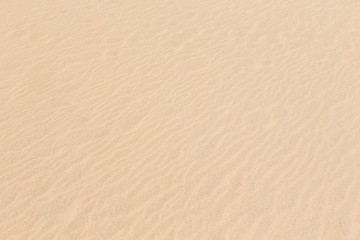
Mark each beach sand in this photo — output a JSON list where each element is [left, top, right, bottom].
[[1, 0, 360, 239]]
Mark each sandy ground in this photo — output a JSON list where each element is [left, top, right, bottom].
[[1, 0, 360, 239]]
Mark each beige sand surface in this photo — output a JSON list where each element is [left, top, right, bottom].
[[1, 0, 360, 239]]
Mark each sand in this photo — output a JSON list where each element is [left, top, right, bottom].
[[1, 0, 360, 239]]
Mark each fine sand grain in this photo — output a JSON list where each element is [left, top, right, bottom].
[[1, 0, 360, 239]]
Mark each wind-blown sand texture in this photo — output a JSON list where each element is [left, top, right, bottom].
[[1, 0, 360, 239]]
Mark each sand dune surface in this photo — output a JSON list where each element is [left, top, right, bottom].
[[1, 0, 360, 239]]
